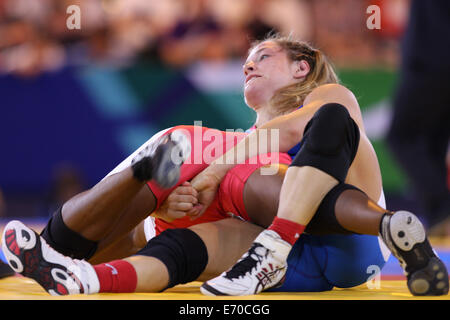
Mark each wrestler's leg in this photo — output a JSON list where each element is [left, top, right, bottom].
[[191, 219, 263, 281], [47, 127, 183, 245], [243, 164, 388, 235], [124, 218, 262, 292], [243, 164, 286, 228], [333, 188, 388, 235], [62, 169, 155, 241], [39, 164, 158, 259], [91, 128, 248, 261], [88, 220, 148, 265], [40, 126, 197, 259]]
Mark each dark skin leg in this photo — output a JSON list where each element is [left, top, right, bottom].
[[334, 189, 392, 235], [89, 220, 149, 264], [243, 164, 390, 235], [61, 168, 156, 242], [243, 164, 287, 228]]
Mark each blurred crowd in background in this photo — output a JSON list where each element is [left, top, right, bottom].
[[0, 0, 409, 77]]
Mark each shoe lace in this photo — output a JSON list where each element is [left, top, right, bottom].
[[224, 243, 268, 280], [69, 259, 92, 293]]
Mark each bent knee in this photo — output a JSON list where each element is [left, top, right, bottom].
[[306, 103, 354, 156]]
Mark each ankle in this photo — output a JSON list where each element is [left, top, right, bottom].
[[93, 260, 137, 293], [379, 212, 393, 237], [268, 217, 305, 245]]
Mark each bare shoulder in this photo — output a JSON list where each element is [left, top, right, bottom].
[[304, 83, 358, 107], [304, 83, 364, 129]]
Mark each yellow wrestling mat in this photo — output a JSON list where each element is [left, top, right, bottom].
[[1, 220, 449, 302], [0, 276, 449, 300]]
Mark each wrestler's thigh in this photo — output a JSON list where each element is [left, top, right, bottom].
[[88, 220, 148, 264], [243, 164, 288, 228], [190, 218, 263, 281], [95, 185, 155, 253]]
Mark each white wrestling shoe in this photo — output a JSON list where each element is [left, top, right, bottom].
[[2, 220, 100, 296], [131, 129, 191, 188], [200, 230, 291, 296], [380, 211, 449, 296]]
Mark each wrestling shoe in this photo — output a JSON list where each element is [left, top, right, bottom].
[[131, 129, 191, 188], [380, 211, 449, 296], [2, 220, 100, 295], [200, 230, 291, 296]]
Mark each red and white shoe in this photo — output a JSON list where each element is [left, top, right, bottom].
[[2, 220, 99, 295]]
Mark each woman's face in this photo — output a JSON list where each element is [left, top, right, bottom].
[[243, 41, 302, 110]]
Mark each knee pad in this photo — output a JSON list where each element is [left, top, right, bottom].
[[40, 207, 98, 260], [135, 228, 208, 290], [305, 183, 361, 235], [291, 103, 360, 182]]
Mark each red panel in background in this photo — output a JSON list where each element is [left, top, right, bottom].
[[372, 0, 410, 39]]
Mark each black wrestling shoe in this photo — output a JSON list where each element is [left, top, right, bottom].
[[0, 259, 15, 279], [380, 211, 449, 296], [131, 130, 191, 188]]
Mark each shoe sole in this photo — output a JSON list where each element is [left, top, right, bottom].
[[152, 130, 191, 188], [389, 211, 449, 296], [200, 272, 287, 296], [200, 283, 228, 296], [390, 211, 426, 251], [408, 257, 449, 296], [2, 220, 38, 274], [2, 220, 83, 295]]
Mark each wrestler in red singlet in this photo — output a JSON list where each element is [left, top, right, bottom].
[[146, 125, 291, 235]]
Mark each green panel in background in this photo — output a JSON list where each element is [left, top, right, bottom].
[[373, 139, 407, 194], [157, 90, 240, 131], [76, 66, 141, 118], [120, 61, 180, 111], [371, 139, 408, 193], [337, 68, 398, 110], [116, 123, 161, 155], [337, 68, 406, 193], [204, 91, 256, 131]]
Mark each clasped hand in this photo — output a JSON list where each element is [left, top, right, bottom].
[[152, 168, 223, 221]]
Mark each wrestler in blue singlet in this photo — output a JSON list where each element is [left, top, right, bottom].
[[250, 105, 389, 292]]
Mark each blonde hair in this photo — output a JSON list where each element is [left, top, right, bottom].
[[250, 33, 339, 115]]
